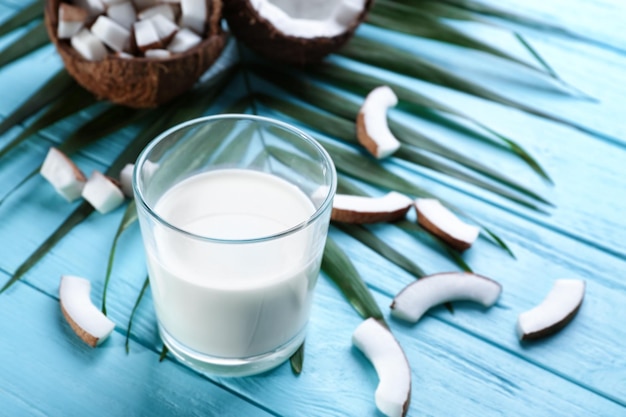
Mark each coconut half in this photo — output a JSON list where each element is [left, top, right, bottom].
[[332, 192, 413, 224], [45, 0, 227, 108], [59, 275, 115, 347], [223, 0, 373, 65], [390, 272, 502, 323], [415, 198, 480, 251], [517, 279, 585, 341], [352, 318, 411, 417]]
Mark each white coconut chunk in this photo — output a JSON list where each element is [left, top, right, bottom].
[[73, 0, 105, 16], [391, 272, 502, 323], [91, 15, 131, 52], [59, 275, 115, 347], [71, 28, 108, 61], [148, 14, 179, 41], [82, 170, 125, 214], [133, 19, 163, 51], [115, 51, 134, 58], [40, 147, 86, 202], [251, 0, 366, 38], [119, 163, 135, 198], [138, 4, 176, 21], [107, 2, 137, 30], [517, 279, 585, 341], [353, 318, 411, 417], [144, 48, 172, 58], [180, 0, 206, 34], [332, 192, 413, 224], [167, 27, 201, 53], [57, 4, 88, 39], [356, 86, 401, 159], [414, 198, 479, 251]]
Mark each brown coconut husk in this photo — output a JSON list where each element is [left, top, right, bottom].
[[223, 0, 373, 66], [45, 0, 227, 108]]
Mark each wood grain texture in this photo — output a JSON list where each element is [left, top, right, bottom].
[[1, 0, 625, 415]]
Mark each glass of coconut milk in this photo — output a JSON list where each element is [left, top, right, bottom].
[[133, 114, 336, 376]]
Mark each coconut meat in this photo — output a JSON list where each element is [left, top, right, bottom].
[[82, 170, 125, 214], [517, 279, 585, 340], [332, 192, 413, 223], [415, 198, 479, 246], [40, 147, 86, 202], [391, 272, 502, 323], [59, 275, 115, 346], [353, 318, 411, 417], [249, 0, 367, 38], [358, 86, 401, 159]]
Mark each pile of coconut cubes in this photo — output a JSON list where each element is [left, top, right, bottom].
[[57, 0, 209, 60]]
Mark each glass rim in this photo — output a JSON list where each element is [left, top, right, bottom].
[[132, 113, 337, 244]]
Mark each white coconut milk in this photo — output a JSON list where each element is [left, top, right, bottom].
[[145, 169, 320, 358]]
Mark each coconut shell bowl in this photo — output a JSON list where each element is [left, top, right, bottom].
[[44, 0, 227, 108]]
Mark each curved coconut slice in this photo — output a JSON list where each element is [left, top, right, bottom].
[[391, 272, 502, 323], [82, 170, 125, 214], [357, 86, 401, 159], [415, 198, 479, 251], [40, 147, 86, 202], [59, 275, 115, 347], [223, 0, 373, 65], [352, 318, 411, 417], [45, 0, 227, 108], [332, 192, 413, 224], [517, 279, 585, 341]]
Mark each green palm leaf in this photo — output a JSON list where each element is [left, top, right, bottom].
[[368, 0, 560, 78], [0, 20, 49, 69], [257, 92, 550, 208], [102, 199, 138, 314], [0, 0, 43, 37], [336, 223, 426, 278], [0, 69, 74, 137], [322, 236, 384, 322], [311, 61, 552, 181], [125, 276, 149, 354], [0, 69, 237, 293], [0, 82, 96, 159]]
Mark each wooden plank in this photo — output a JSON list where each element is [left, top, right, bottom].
[[0, 278, 275, 417]]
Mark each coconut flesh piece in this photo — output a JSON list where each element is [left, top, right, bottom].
[[40, 147, 87, 202], [517, 279, 585, 341], [250, 0, 367, 38], [133, 18, 163, 51], [138, 4, 177, 22], [144, 48, 172, 58], [107, 2, 137, 30], [119, 163, 134, 197], [82, 170, 125, 214], [390, 272, 502, 323], [415, 198, 479, 251], [90, 15, 131, 52], [59, 275, 115, 347], [353, 318, 411, 417], [74, 0, 105, 16], [332, 192, 413, 224], [58, 3, 87, 39], [168, 27, 202, 53], [357, 86, 401, 159], [148, 14, 179, 43], [180, 0, 207, 35], [71, 28, 108, 61]]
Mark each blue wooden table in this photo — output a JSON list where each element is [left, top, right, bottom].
[[1, 1, 625, 416]]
